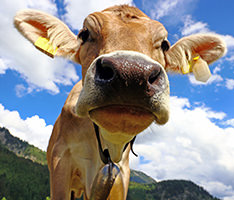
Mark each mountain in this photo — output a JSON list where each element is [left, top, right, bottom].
[[130, 169, 156, 184], [0, 144, 50, 200], [0, 127, 47, 165], [0, 127, 220, 200], [127, 180, 220, 200]]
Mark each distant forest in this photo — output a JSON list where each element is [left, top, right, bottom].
[[0, 144, 50, 200]]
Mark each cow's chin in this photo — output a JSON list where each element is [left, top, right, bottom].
[[89, 105, 155, 137]]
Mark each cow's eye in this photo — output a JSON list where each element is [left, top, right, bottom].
[[78, 28, 90, 43], [161, 40, 170, 52]]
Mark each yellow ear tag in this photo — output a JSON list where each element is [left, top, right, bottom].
[[34, 37, 58, 58], [181, 61, 191, 74], [193, 56, 200, 61], [181, 56, 200, 74]]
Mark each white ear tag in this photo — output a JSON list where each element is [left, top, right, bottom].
[[182, 56, 211, 82], [192, 56, 211, 82]]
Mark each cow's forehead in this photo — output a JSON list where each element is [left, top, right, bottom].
[[102, 4, 149, 18], [85, 5, 168, 40]]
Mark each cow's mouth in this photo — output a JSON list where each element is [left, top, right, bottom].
[[89, 105, 155, 136]]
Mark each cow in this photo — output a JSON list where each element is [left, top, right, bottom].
[[14, 5, 226, 200]]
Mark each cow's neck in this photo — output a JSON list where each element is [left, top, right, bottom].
[[93, 123, 135, 163]]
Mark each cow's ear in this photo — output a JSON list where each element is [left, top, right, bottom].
[[14, 9, 81, 63], [165, 34, 226, 82]]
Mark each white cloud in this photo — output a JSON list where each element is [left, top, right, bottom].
[[143, 0, 197, 25], [213, 65, 222, 74], [226, 55, 234, 62], [15, 84, 28, 97], [224, 196, 234, 200], [0, 0, 79, 95], [222, 35, 234, 50], [64, 0, 133, 30], [0, 58, 8, 74], [15, 84, 35, 97], [0, 104, 52, 150], [181, 15, 210, 36], [181, 15, 234, 52], [26, 0, 58, 15], [202, 106, 226, 120], [152, 0, 180, 20], [130, 96, 234, 199], [188, 73, 223, 86], [223, 119, 234, 127], [203, 181, 234, 199], [225, 79, 234, 90]]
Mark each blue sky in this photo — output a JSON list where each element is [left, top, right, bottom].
[[0, 0, 234, 199]]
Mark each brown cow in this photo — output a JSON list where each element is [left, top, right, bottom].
[[14, 5, 226, 200]]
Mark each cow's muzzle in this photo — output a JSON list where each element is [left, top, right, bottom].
[[76, 51, 169, 135]]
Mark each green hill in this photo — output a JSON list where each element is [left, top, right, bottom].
[[0, 127, 220, 200], [130, 170, 156, 184], [0, 144, 50, 200], [127, 180, 220, 200], [0, 127, 47, 165]]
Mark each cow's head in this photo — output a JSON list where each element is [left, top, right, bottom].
[[14, 5, 226, 162]]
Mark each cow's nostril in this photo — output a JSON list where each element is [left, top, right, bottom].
[[148, 68, 161, 85], [95, 58, 116, 84]]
